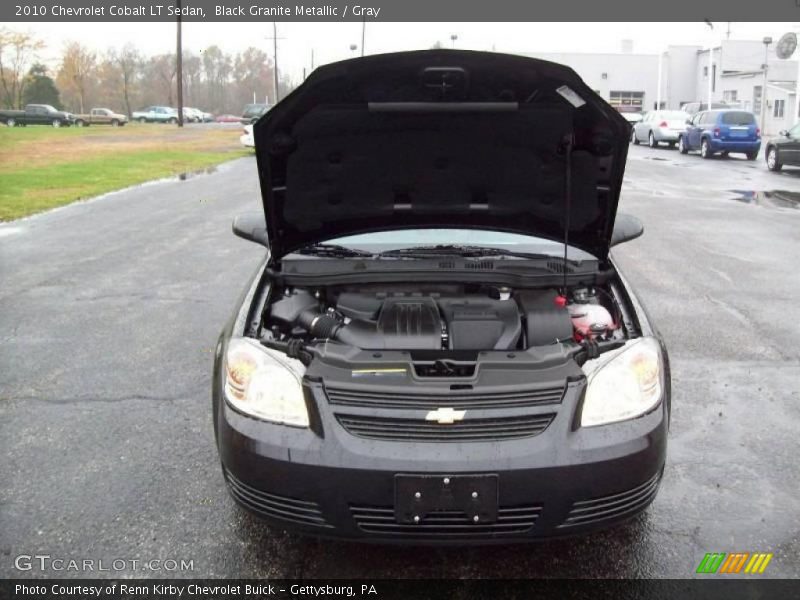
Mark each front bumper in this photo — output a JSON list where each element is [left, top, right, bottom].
[[216, 375, 668, 543]]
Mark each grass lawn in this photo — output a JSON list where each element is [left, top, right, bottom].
[[0, 123, 251, 221]]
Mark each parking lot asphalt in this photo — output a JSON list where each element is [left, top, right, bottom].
[[1, 143, 799, 579]]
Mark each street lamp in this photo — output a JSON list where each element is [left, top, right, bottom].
[[704, 21, 714, 110], [762, 36, 773, 136]]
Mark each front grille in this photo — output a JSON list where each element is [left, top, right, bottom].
[[557, 471, 662, 529], [325, 385, 564, 410], [336, 413, 554, 442], [350, 505, 541, 538], [223, 468, 331, 528]]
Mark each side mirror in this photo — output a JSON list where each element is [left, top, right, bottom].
[[685, 119, 693, 125], [232, 212, 269, 246], [610, 213, 644, 247], [780, 129, 789, 137]]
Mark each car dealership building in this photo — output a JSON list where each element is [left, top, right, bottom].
[[523, 39, 800, 135]]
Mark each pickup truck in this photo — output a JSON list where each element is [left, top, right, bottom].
[[74, 108, 128, 127], [0, 104, 75, 127], [131, 106, 178, 123]]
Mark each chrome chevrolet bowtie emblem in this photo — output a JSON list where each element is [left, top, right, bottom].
[[425, 407, 466, 424]]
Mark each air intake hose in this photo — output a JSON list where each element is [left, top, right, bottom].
[[296, 309, 343, 340], [297, 309, 388, 348]]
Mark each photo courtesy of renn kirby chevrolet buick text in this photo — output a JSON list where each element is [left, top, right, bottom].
[[212, 50, 670, 543]]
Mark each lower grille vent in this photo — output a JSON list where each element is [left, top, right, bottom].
[[557, 471, 662, 529], [350, 505, 541, 538], [224, 468, 331, 528]]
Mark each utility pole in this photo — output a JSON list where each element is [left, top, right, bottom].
[[265, 23, 286, 105], [272, 22, 279, 104], [361, 18, 366, 56], [176, 0, 184, 127], [762, 37, 773, 136], [656, 50, 663, 110], [705, 21, 714, 110], [795, 42, 800, 126]]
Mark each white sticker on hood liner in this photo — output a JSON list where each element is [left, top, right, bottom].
[[556, 85, 586, 108]]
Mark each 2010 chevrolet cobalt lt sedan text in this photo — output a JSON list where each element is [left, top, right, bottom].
[[213, 50, 670, 543]]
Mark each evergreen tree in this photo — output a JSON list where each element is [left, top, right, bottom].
[[22, 63, 61, 108]]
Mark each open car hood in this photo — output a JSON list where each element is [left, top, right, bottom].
[[254, 50, 629, 262]]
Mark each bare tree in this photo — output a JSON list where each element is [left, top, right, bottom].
[[57, 41, 97, 113], [107, 44, 142, 116], [201, 45, 231, 113], [147, 53, 177, 106], [233, 47, 272, 107], [0, 28, 45, 108], [182, 51, 201, 106]]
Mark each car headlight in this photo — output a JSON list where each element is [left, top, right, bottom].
[[580, 337, 663, 427], [223, 337, 309, 427]]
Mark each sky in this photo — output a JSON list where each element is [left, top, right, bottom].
[[12, 21, 800, 86]]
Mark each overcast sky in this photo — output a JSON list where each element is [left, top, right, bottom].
[[13, 21, 800, 84]]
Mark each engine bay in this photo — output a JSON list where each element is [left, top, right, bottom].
[[262, 282, 628, 360]]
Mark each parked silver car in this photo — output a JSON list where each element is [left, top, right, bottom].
[[631, 110, 691, 148]]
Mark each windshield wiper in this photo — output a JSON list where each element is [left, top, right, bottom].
[[379, 244, 580, 263], [294, 243, 376, 258]]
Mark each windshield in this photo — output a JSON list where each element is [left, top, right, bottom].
[[321, 229, 596, 260]]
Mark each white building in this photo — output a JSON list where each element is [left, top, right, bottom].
[[522, 49, 659, 114], [523, 39, 800, 135]]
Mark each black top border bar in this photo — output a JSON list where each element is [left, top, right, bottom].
[[4, 0, 800, 22]]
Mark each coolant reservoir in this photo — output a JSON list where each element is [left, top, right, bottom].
[[568, 302, 614, 338]]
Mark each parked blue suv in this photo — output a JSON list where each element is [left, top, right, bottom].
[[678, 109, 761, 159]]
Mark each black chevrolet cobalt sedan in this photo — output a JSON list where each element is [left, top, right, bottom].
[[213, 50, 670, 543]]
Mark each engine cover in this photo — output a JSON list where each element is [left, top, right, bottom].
[[375, 296, 442, 350]]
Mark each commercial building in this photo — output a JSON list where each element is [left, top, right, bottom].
[[522, 38, 800, 135]]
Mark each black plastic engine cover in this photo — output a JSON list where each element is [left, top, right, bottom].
[[375, 296, 442, 350], [438, 297, 522, 350]]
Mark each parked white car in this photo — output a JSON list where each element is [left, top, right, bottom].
[[240, 124, 254, 148], [182, 107, 213, 123], [181, 107, 201, 123]]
